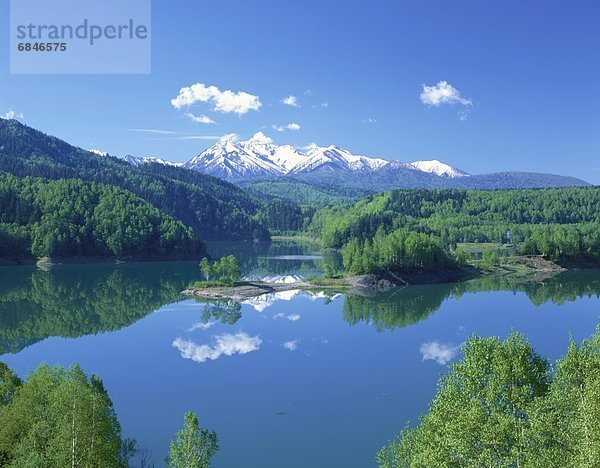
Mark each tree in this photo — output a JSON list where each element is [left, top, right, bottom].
[[167, 412, 218, 468], [377, 333, 550, 467], [0, 362, 21, 406], [0, 363, 132, 467], [198, 256, 242, 286], [529, 332, 600, 466], [199, 258, 211, 282]]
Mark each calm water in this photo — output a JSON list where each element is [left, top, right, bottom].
[[1, 241, 600, 467]]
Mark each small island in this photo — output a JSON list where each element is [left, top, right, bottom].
[[182, 236, 570, 302]]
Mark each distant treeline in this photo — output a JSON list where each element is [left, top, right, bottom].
[[0, 173, 201, 260], [306, 187, 600, 266]]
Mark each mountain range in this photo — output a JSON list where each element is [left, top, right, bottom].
[[120, 132, 589, 190], [123, 132, 469, 180]]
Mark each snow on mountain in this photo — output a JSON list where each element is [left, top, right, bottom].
[[409, 160, 469, 178], [290, 145, 388, 174], [117, 131, 469, 182], [122, 155, 183, 167], [183, 133, 282, 180], [88, 149, 109, 157], [241, 132, 308, 172]]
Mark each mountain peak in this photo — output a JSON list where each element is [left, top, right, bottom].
[[248, 131, 273, 144], [166, 132, 470, 182], [410, 159, 469, 178], [217, 133, 239, 145]]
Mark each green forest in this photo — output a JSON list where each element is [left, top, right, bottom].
[[0, 173, 200, 261], [0, 119, 269, 243], [307, 187, 600, 271]]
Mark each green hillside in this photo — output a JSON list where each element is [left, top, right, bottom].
[[0, 118, 269, 241]]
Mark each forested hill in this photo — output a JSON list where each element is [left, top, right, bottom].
[[0, 173, 201, 261], [308, 187, 600, 265], [0, 118, 269, 241]]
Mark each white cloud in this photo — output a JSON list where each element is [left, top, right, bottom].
[[283, 340, 299, 351], [185, 112, 216, 124], [272, 122, 301, 132], [1, 109, 24, 120], [88, 149, 108, 156], [420, 81, 472, 107], [177, 135, 223, 140], [272, 313, 301, 321], [171, 83, 261, 115], [420, 341, 459, 365], [312, 102, 328, 109], [281, 95, 299, 107], [187, 321, 217, 332], [173, 332, 262, 363], [362, 117, 377, 124]]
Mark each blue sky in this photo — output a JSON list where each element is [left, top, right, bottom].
[[1, 0, 599, 182]]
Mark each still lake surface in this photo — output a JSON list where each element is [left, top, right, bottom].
[[1, 240, 600, 467]]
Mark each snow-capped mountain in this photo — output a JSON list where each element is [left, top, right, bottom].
[[240, 132, 308, 173], [289, 145, 388, 175], [90, 149, 183, 168], [181, 133, 406, 180], [409, 160, 469, 178], [122, 155, 183, 167], [183, 133, 282, 180], [118, 132, 469, 182]]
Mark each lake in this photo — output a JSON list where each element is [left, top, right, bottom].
[[1, 241, 600, 467]]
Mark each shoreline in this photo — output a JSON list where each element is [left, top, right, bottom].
[[0, 254, 205, 268]]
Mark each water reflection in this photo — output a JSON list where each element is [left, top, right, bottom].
[[1, 243, 599, 357], [342, 270, 600, 331], [172, 332, 262, 363], [0, 262, 199, 354], [419, 341, 460, 365], [205, 240, 341, 278]]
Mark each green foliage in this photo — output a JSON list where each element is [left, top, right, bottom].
[[482, 249, 502, 267], [377, 329, 600, 467], [198, 255, 242, 286], [254, 200, 315, 235], [0, 172, 201, 259], [243, 178, 371, 205], [528, 333, 600, 467], [341, 228, 455, 274], [0, 362, 21, 406], [0, 363, 131, 467], [0, 118, 269, 241], [308, 188, 600, 266], [167, 412, 218, 468]]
